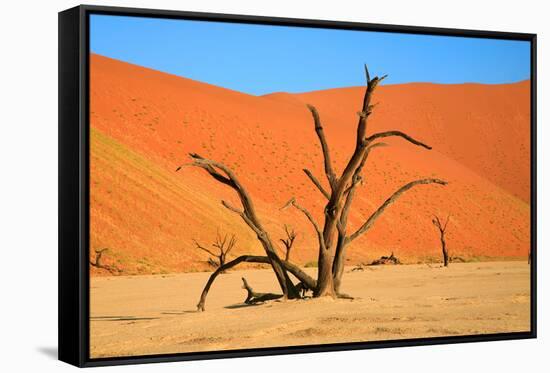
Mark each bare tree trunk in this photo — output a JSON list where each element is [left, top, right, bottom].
[[316, 248, 336, 296], [441, 234, 449, 267], [332, 235, 349, 294]]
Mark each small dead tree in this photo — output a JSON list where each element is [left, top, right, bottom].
[[432, 215, 450, 267], [194, 231, 237, 270], [90, 248, 120, 274], [279, 225, 297, 262], [370, 252, 401, 265]]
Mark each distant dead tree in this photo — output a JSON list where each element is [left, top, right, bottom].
[[279, 225, 297, 262], [90, 248, 120, 274], [370, 252, 401, 265], [177, 64, 446, 311], [194, 231, 237, 270], [432, 215, 450, 267]]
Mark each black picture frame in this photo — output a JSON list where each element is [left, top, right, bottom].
[[58, 4, 537, 368]]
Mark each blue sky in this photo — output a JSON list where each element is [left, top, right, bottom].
[[90, 14, 531, 95]]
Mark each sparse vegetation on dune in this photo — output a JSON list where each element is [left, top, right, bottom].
[[89, 54, 531, 277]]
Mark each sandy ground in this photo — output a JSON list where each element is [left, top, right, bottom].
[[90, 261, 530, 358]]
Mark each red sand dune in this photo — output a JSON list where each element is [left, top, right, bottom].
[[89, 54, 530, 275]]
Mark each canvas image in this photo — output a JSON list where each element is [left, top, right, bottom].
[[88, 14, 532, 358]]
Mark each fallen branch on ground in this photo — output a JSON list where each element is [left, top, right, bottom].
[[241, 277, 282, 304], [370, 252, 401, 265]]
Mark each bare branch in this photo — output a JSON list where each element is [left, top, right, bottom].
[[336, 66, 388, 198], [432, 216, 443, 231], [303, 168, 330, 199], [306, 105, 337, 188], [184, 154, 234, 187], [279, 224, 297, 261], [348, 178, 447, 243], [356, 66, 387, 146], [226, 235, 237, 255], [364, 63, 371, 83], [189, 154, 266, 227], [340, 142, 388, 226], [221, 200, 263, 237], [193, 239, 218, 257], [366, 131, 432, 150], [281, 197, 326, 251], [443, 214, 451, 231], [221, 200, 242, 214], [241, 277, 282, 304]]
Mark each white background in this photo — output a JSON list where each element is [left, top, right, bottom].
[[0, 0, 547, 371]]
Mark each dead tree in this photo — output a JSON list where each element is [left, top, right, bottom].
[[370, 252, 401, 265], [284, 65, 447, 296], [193, 231, 237, 271], [180, 64, 447, 310], [90, 248, 119, 274], [177, 154, 300, 311], [432, 215, 450, 266], [279, 225, 297, 262]]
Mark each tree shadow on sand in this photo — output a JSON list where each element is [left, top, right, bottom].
[[161, 311, 198, 315], [90, 316, 158, 321], [224, 302, 264, 310]]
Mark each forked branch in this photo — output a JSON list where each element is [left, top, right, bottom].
[[432, 214, 451, 233], [281, 197, 326, 251], [193, 230, 237, 270], [365, 131, 432, 150], [348, 178, 448, 243], [279, 224, 297, 262], [303, 168, 331, 199]]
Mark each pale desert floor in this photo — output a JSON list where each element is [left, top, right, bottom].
[[90, 261, 530, 358]]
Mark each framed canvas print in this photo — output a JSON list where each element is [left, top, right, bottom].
[[58, 5, 537, 367]]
